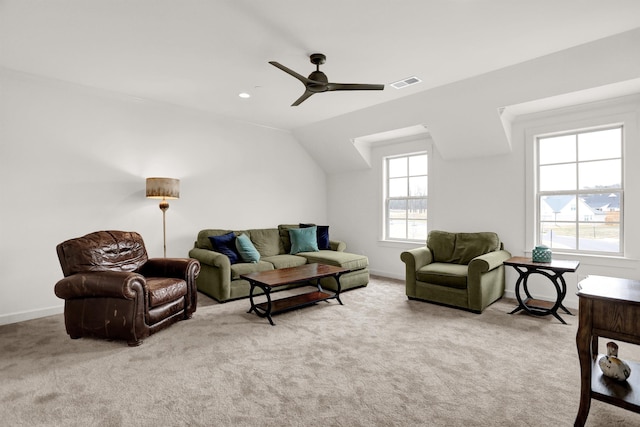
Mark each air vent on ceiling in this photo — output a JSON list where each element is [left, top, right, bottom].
[[390, 76, 422, 89]]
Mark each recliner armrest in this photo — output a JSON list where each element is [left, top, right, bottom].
[[54, 271, 145, 300], [139, 258, 200, 280]]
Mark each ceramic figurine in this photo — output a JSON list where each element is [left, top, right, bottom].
[[599, 341, 631, 381]]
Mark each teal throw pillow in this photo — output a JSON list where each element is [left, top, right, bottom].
[[289, 226, 319, 254], [300, 223, 330, 250], [235, 233, 260, 263]]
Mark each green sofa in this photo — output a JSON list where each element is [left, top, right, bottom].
[[188, 224, 369, 302], [400, 230, 511, 313]]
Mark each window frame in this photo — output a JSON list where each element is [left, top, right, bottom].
[[383, 151, 428, 242], [520, 96, 640, 261], [534, 125, 624, 256]]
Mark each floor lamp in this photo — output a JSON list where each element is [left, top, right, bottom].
[[146, 177, 180, 257]]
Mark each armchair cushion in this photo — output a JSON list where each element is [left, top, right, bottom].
[[427, 230, 457, 263], [417, 263, 468, 289], [146, 277, 187, 308], [427, 230, 500, 264], [56, 230, 148, 276], [453, 232, 500, 264]]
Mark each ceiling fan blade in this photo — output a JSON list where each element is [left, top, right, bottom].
[[269, 61, 311, 85], [291, 90, 315, 106], [325, 83, 385, 91]]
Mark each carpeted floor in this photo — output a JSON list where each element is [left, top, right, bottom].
[[1, 276, 639, 426]]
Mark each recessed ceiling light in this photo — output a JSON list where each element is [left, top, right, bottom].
[[390, 76, 422, 89], [239, 92, 251, 98]]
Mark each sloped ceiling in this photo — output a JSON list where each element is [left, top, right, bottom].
[[294, 28, 640, 173], [1, 1, 640, 172]]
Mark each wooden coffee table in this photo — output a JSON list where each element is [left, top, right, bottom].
[[241, 263, 349, 325]]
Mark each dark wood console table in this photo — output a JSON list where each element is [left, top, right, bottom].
[[575, 275, 640, 426], [504, 256, 580, 324]]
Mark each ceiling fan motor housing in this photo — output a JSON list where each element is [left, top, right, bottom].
[[308, 70, 328, 84]]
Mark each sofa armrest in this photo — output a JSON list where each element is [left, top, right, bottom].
[[54, 271, 145, 300], [188, 248, 230, 269], [188, 247, 232, 301], [468, 249, 512, 274], [329, 240, 346, 252]]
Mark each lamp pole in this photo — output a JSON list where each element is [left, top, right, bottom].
[[146, 177, 180, 258], [160, 198, 169, 257]]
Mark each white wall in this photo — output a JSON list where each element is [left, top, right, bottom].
[[0, 69, 328, 324]]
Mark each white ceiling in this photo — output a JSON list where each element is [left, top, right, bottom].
[[3, 0, 640, 132]]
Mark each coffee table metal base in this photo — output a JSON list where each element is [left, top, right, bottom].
[[242, 264, 347, 326]]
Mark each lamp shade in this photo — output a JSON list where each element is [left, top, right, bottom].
[[146, 177, 180, 199]]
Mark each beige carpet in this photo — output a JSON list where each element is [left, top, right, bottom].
[[1, 276, 639, 426]]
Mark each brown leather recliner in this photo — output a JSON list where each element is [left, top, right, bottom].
[[54, 230, 200, 346]]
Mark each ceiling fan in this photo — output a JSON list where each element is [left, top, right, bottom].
[[269, 53, 385, 106]]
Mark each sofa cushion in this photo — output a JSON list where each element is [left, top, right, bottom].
[[197, 229, 233, 250], [453, 232, 500, 264], [235, 233, 260, 263], [230, 261, 274, 280], [209, 232, 241, 264], [261, 254, 308, 269], [300, 223, 330, 250], [247, 228, 284, 257], [298, 250, 368, 271], [146, 277, 187, 308], [278, 224, 299, 253], [289, 226, 319, 254], [416, 263, 468, 289]]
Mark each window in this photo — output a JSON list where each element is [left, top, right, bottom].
[[384, 153, 427, 241], [536, 126, 623, 255]]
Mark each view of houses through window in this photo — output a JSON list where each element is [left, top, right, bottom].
[[537, 126, 622, 254], [385, 153, 428, 241]]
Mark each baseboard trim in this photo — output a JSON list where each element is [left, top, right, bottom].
[[369, 269, 404, 281], [0, 305, 64, 326]]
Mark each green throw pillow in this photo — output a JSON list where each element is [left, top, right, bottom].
[[235, 233, 260, 263], [289, 226, 319, 254]]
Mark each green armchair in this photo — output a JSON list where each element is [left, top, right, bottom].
[[400, 230, 511, 313]]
